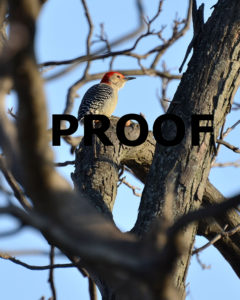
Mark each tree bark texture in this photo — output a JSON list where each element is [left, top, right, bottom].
[[72, 117, 154, 216], [134, 1, 240, 296], [1, 1, 240, 300], [73, 1, 240, 298]]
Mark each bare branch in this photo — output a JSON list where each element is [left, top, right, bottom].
[[199, 181, 240, 278], [169, 194, 240, 239], [216, 139, 240, 154], [2, 0, 240, 298], [0, 0, 7, 52], [39, 0, 188, 85], [0, 252, 75, 271], [179, 0, 203, 72], [54, 160, 75, 167], [0, 183, 12, 196], [151, 0, 192, 68], [222, 120, 240, 138], [195, 252, 211, 270], [0, 155, 32, 210], [212, 160, 240, 168], [81, 0, 94, 77], [63, 69, 180, 124], [39, 0, 145, 69], [7, 107, 17, 120], [88, 278, 97, 300], [48, 246, 57, 300], [93, 23, 111, 52], [232, 102, 240, 110], [81, 0, 93, 56], [211, 120, 240, 166], [3, 5, 170, 292], [0, 249, 63, 257], [148, 0, 164, 25], [193, 224, 240, 255], [157, 62, 171, 112], [0, 78, 20, 178], [118, 177, 142, 197], [211, 119, 226, 166]]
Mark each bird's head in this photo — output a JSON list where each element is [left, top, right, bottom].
[[100, 72, 135, 89]]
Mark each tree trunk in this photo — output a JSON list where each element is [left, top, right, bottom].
[[73, 1, 240, 298], [134, 0, 240, 297]]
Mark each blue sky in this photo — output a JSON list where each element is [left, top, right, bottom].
[[1, 0, 240, 299]]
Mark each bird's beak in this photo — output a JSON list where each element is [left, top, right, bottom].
[[125, 76, 136, 81]]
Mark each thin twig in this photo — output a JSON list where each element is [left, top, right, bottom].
[[48, 246, 57, 300], [0, 182, 12, 196], [211, 120, 225, 166], [195, 252, 211, 270], [93, 23, 111, 52], [0, 155, 32, 210], [151, 0, 192, 68], [149, 0, 164, 25], [168, 193, 240, 239], [88, 278, 97, 300], [193, 224, 240, 255], [212, 160, 240, 168], [0, 249, 63, 257], [232, 103, 240, 110], [212, 119, 240, 166], [81, 0, 93, 56], [216, 139, 240, 154], [54, 160, 75, 167], [81, 0, 94, 77], [65, 69, 181, 107], [179, 0, 203, 72], [118, 177, 142, 197], [7, 107, 17, 120], [39, 0, 145, 72], [157, 61, 171, 112], [0, 252, 76, 271], [222, 120, 240, 139], [40, 0, 189, 82], [63, 69, 180, 134]]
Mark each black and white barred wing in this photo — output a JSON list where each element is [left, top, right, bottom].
[[78, 84, 114, 121]]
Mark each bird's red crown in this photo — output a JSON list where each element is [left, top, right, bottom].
[[100, 72, 125, 84]]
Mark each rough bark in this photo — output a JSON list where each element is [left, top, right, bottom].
[[134, 0, 240, 296], [1, 2, 182, 300], [72, 118, 156, 298], [72, 117, 154, 216], [199, 183, 240, 278], [73, 118, 240, 296], [73, 1, 240, 298], [0, 0, 7, 52], [1, 0, 240, 299]]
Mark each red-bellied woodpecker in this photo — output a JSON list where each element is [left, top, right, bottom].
[[78, 71, 135, 122]]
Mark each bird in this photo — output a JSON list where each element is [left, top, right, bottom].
[[78, 71, 135, 123]]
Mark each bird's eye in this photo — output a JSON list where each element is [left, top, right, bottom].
[[117, 75, 120, 78]]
